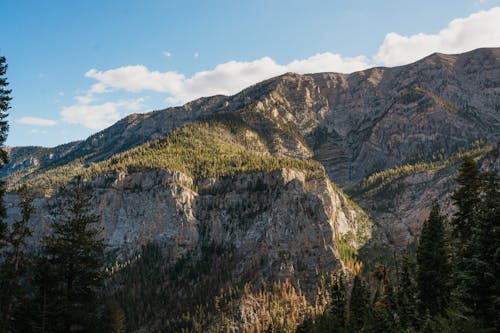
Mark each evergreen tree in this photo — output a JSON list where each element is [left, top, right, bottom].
[[329, 273, 347, 332], [370, 264, 398, 332], [416, 203, 451, 317], [397, 252, 418, 330], [347, 275, 371, 333], [450, 155, 481, 248], [459, 170, 499, 330], [0, 55, 12, 247], [34, 177, 105, 332], [0, 185, 34, 332]]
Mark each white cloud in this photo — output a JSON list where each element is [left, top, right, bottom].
[[163, 51, 172, 57], [375, 7, 500, 66], [287, 53, 371, 74], [29, 129, 48, 134], [61, 98, 144, 130], [19, 117, 57, 126], [63, 7, 500, 130], [78, 53, 371, 107], [85, 66, 185, 93], [194, 52, 199, 58]]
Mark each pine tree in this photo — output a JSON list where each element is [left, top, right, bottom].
[[36, 177, 105, 332], [0, 185, 34, 332], [0, 55, 12, 248], [450, 155, 481, 248], [416, 203, 451, 317], [329, 273, 347, 332], [347, 275, 371, 333], [397, 252, 418, 330], [370, 264, 398, 332], [459, 170, 499, 330]]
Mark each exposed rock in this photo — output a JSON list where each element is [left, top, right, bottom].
[[3, 47, 500, 271], [5, 168, 370, 290]]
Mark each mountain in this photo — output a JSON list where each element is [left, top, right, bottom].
[[3, 47, 499, 331], [6, 47, 500, 238]]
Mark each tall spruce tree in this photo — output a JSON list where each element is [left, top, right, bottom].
[[450, 155, 481, 248], [416, 203, 451, 317], [0, 55, 11, 247], [329, 273, 347, 332], [456, 169, 499, 330], [472, 171, 499, 330], [370, 264, 398, 332], [397, 252, 418, 330], [36, 177, 105, 332], [347, 275, 372, 333], [0, 185, 34, 333]]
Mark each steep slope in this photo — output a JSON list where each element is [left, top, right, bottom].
[[3, 47, 499, 331], [5, 117, 371, 331], [6, 48, 498, 182], [5, 47, 499, 252]]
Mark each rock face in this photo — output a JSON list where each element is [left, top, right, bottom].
[[6, 48, 499, 182], [3, 47, 500, 259], [5, 168, 370, 291]]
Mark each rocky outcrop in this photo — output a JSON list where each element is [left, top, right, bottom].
[[5, 168, 370, 289], [3, 47, 500, 265]]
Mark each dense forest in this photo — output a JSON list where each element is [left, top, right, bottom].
[[0, 53, 499, 333]]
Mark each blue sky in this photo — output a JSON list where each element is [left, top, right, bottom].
[[2, 0, 500, 147]]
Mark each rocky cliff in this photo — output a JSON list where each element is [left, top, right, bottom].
[[5, 47, 499, 254]]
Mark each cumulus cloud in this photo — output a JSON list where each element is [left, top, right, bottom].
[[375, 7, 500, 66], [19, 117, 57, 126], [78, 53, 371, 107], [85, 66, 185, 93], [61, 98, 144, 130], [62, 7, 500, 130]]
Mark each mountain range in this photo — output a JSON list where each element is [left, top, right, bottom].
[[3, 47, 499, 331]]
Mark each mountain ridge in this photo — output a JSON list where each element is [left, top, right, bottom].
[[4, 47, 500, 250], [6, 47, 499, 181]]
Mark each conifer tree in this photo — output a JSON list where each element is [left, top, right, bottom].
[[370, 264, 398, 332], [347, 275, 371, 333], [397, 252, 418, 330], [0, 55, 12, 247], [416, 203, 451, 317], [0, 185, 34, 332], [450, 155, 481, 248], [329, 273, 347, 332], [36, 177, 105, 332], [458, 170, 499, 330]]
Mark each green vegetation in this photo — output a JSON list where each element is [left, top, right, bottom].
[[416, 203, 451, 315], [414, 87, 459, 113], [301, 156, 499, 333], [27, 178, 106, 332], [0, 54, 12, 246], [10, 118, 323, 194], [351, 143, 493, 196]]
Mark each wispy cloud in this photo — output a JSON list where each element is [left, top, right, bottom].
[[19, 117, 57, 126], [163, 51, 172, 57]]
